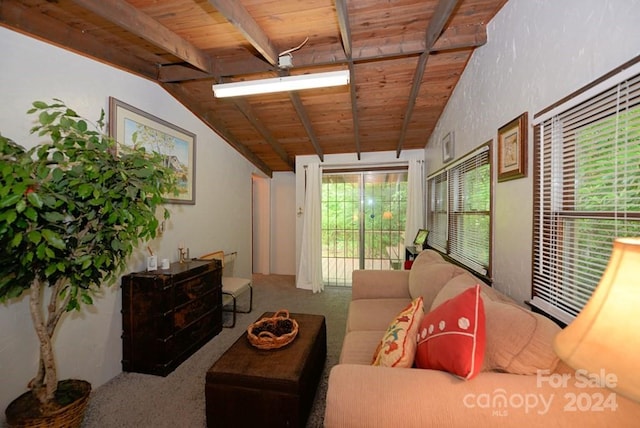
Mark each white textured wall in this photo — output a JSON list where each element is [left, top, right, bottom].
[[252, 175, 271, 274], [426, 0, 640, 304], [271, 172, 297, 274], [0, 27, 257, 419]]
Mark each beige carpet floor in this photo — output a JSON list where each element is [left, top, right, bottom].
[[81, 274, 351, 428]]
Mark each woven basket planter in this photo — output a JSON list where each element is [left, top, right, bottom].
[[247, 310, 299, 350], [5, 379, 91, 428]]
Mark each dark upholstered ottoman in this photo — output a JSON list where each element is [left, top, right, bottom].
[[205, 312, 327, 428]]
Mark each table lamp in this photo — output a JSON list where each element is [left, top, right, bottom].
[[554, 237, 640, 402]]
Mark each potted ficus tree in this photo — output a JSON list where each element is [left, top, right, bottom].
[[0, 100, 177, 427]]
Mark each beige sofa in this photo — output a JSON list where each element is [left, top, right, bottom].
[[324, 250, 640, 427]]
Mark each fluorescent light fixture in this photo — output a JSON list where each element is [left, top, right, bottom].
[[212, 70, 350, 98]]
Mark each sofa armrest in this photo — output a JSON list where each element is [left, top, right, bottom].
[[325, 364, 640, 427], [351, 270, 411, 301]]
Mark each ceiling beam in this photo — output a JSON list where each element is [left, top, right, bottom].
[[71, 0, 218, 75], [158, 55, 274, 83], [207, 0, 279, 66], [293, 23, 486, 67], [161, 83, 273, 177], [156, 23, 486, 83], [425, 1, 464, 49], [347, 61, 361, 160], [290, 93, 324, 162], [232, 99, 295, 171], [0, 0, 158, 80], [396, 0, 462, 157], [335, 0, 361, 160], [335, 0, 352, 59], [275, 69, 324, 161]]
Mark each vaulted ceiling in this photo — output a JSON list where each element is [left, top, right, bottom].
[[0, 0, 507, 176]]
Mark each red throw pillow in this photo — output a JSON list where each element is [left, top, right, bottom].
[[414, 285, 485, 379]]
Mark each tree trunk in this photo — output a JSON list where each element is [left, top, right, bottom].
[[28, 279, 58, 407]]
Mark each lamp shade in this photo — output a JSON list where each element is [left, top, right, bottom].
[[553, 237, 640, 402]]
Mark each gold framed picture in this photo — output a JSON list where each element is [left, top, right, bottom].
[[497, 112, 527, 182]]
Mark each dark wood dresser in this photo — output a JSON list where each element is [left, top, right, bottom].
[[121, 259, 222, 376]]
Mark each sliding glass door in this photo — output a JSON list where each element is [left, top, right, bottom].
[[322, 171, 408, 286]]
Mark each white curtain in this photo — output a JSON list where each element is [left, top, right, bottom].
[[404, 158, 425, 247], [296, 163, 324, 293]]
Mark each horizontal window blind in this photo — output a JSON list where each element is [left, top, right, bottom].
[[449, 148, 490, 275], [427, 170, 448, 253], [428, 145, 491, 276], [532, 66, 640, 323]]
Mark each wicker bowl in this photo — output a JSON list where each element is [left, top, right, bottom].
[[247, 310, 299, 350]]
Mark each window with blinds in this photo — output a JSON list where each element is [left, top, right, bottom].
[[531, 60, 640, 325], [427, 145, 491, 276], [427, 170, 448, 253]]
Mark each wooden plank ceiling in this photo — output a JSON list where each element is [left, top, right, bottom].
[[0, 0, 507, 177]]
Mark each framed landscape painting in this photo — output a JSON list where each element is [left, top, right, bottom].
[[109, 97, 196, 204]]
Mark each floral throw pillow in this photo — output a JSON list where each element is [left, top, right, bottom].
[[414, 285, 486, 379], [372, 297, 425, 368]]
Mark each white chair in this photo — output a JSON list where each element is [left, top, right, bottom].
[[199, 251, 253, 328]]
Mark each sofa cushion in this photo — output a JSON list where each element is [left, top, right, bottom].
[[415, 285, 485, 379], [340, 331, 388, 365], [408, 259, 468, 309], [432, 276, 560, 374], [347, 298, 412, 332], [430, 273, 513, 310], [482, 299, 560, 374], [372, 297, 424, 368]]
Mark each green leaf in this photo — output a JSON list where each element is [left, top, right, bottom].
[[66, 298, 80, 312], [52, 168, 64, 182], [42, 229, 66, 250], [7, 285, 25, 299], [24, 207, 37, 221], [11, 233, 23, 247], [111, 239, 121, 251], [78, 183, 93, 198], [24, 207, 38, 222], [42, 212, 66, 222], [44, 264, 57, 277], [15, 199, 26, 213], [36, 243, 46, 259], [27, 230, 42, 244], [81, 293, 93, 305], [0, 194, 21, 208], [41, 195, 58, 208], [39, 111, 55, 125], [75, 120, 88, 132], [4, 210, 17, 225], [26, 191, 43, 208], [94, 254, 106, 268], [133, 168, 153, 178]]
